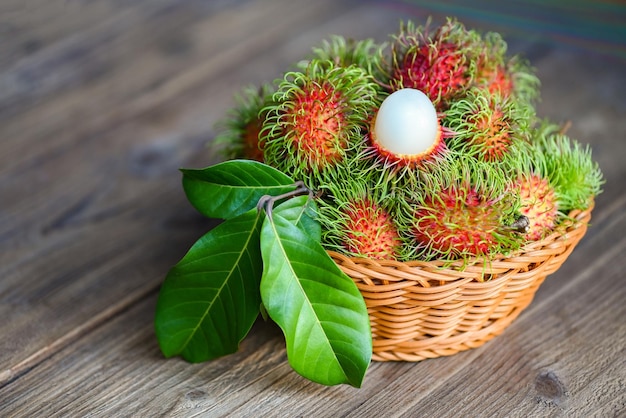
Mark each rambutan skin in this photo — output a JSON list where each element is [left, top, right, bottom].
[[213, 84, 274, 161], [286, 81, 345, 170], [241, 119, 265, 162], [529, 122, 604, 213], [388, 19, 479, 111], [412, 188, 505, 258], [472, 34, 540, 105], [342, 198, 402, 260], [316, 173, 403, 260], [393, 155, 525, 262], [261, 60, 379, 188], [517, 174, 558, 241], [393, 43, 469, 106], [369, 117, 448, 169], [443, 88, 534, 164]]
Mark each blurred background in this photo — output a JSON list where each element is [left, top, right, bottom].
[[381, 0, 626, 59]]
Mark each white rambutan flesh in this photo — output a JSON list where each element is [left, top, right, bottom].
[[373, 88, 440, 156]]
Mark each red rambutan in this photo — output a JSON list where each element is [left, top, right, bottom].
[[316, 175, 402, 260], [443, 88, 533, 163], [477, 64, 514, 98], [389, 19, 478, 111], [412, 187, 507, 258], [213, 84, 274, 161], [342, 198, 402, 259], [472, 32, 540, 104], [288, 81, 345, 170], [241, 119, 265, 162], [396, 156, 524, 262], [517, 174, 558, 241], [261, 60, 379, 187]]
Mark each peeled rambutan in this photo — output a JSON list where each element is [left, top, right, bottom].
[[389, 19, 478, 111], [368, 88, 448, 170], [516, 173, 558, 241], [261, 60, 379, 187], [213, 84, 274, 161]]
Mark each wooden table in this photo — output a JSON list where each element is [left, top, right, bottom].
[[1, 1, 625, 416]]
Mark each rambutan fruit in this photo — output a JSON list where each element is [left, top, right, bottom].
[[261, 59, 379, 188], [213, 84, 274, 162], [516, 173, 559, 241], [472, 32, 540, 104], [304, 35, 389, 86], [443, 87, 534, 163], [396, 155, 525, 262], [317, 175, 402, 260], [368, 88, 449, 170], [388, 19, 479, 111], [529, 121, 604, 212]]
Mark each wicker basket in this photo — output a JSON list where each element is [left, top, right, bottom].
[[328, 204, 593, 362]]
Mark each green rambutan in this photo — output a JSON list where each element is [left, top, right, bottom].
[[304, 35, 389, 85], [443, 87, 534, 163], [261, 59, 379, 188], [213, 84, 274, 162], [396, 155, 525, 262], [530, 121, 604, 212], [388, 19, 479, 111]]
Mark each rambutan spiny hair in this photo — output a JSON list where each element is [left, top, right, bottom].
[[472, 32, 540, 104], [395, 154, 525, 263], [260, 59, 380, 189], [443, 87, 535, 164], [213, 84, 275, 162], [387, 18, 480, 111], [304, 35, 389, 87], [516, 172, 558, 241], [317, 170, 402, 260], [529, 121, 604, 213]]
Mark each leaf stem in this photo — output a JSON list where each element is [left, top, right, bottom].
[[257, 181, 312, 219]]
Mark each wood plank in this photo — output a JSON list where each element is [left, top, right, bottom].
[[1, 0, 625, 415], [0, 0, 145, 69], [0, 0, 409, 381], [0, 0, 329, 166], [0, 182, 623, 417], [394, 212, 626, 417]]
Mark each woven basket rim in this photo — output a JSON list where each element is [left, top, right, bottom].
[[328, 202, 593, 361], [328, 202, 593, 277]]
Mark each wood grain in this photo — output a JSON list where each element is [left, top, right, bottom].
[[1, 210, 623, 416], [0, 0, 376, 374], [0, 0, 625, 416]]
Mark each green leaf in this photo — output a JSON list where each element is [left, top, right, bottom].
[[260, 197, 372, 387], [270, 194, 321, 242], [182, 159, 296, 219], [155, 208, 264, 362]]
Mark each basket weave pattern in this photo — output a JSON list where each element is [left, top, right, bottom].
[[329, 205, 592, 362]]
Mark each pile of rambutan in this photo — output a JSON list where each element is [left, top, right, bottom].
[[156, 17, 604, 389], [215, 18, 603, 266]]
